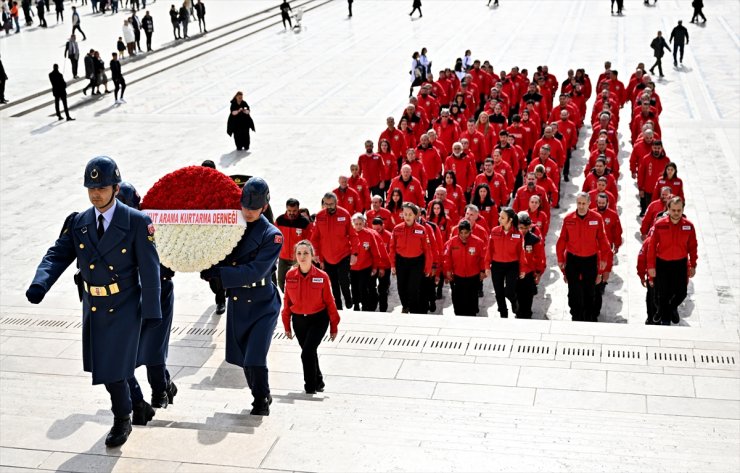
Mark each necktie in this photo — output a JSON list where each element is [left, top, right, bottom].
[[97, 215, 105, 240]]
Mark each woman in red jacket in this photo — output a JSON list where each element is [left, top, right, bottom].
[[471, 183, 498, 230], [282, 240, 340, 394], [385, 189, 404, 228], [651, 162, 684, 203], [488, 207, 524, 318]]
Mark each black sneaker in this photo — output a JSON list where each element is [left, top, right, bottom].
[[250, 395, 272, 416], [671, 308, 680, 324], [105, 416, 132, 447], [131, 400, 155, 426], [151, 391, 169, 409]]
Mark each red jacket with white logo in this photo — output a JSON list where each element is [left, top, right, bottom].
[[281, 265, 340, 334], [389, 222, 433, 274], [651, 177, 684, 202], [474, 172, 509, 207], [638, 153, 671, 194], [275, 214, 313, 261], [444, 153, 477, 192], [358, 152, 386, 188], [647, 216, 698, 269], [388, 175, 425, 207], [333, 186, 362, 215], [351, 227, 383, 271], [443, 234, 488, 278], [555, 210, 611, 263], [310, 207, 359, 265], [348, 175, 371, 212], [488, 225, 525, 265], [519, 229, 546, 275]]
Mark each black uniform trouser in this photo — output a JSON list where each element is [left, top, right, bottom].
[[54, 94, 71, 119], [673, 44, 685, 64], [114, 78, 126, 100], [105, 380, 132, 418], [421, 275, 436, 313], [691, 8, 706, 22], [209, 277, 226, 305], [0, 79, 5, 101], [128, 366, 170, 403], [563, 149, 572, 178], [491, 261, 519, 317], [639, 192, 652, 216], [655, 257, 688, 325], [291, 310, 329, 392], [644, 284, 658, 324], [516, 272, 537, 319], [650, 57, 664, 76], [198, 16, 205, 32], [396, 254, 424, 313], [324, 256, 352, 310], [565, 253, 598, 322], [145, 31, 153, 50], [350, 267, 372, 311], [451, 275, 479, 316], [369, 184, 385, 201], [244, 366, 269, 399], [277, 258, 294, 292], [410, 6, 421, 16], [368, 270, 390, 312], [593, 281, 607, 322], [172, 21, 180, 39]]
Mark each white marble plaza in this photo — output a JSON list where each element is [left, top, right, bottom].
[[1, 0, 739, 471]]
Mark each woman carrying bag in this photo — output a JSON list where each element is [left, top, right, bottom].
[[282, 240, 340, 394], [227, 91, 255, 151]]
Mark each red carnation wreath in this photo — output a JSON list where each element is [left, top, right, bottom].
[[141, 166, 246, 272]]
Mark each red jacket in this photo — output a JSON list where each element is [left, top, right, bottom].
[[536, 175, 559, 208], [582, 170, 619, 199], [474, 172, 509, 207], [647, 216, 698, 269], [460, 129, 487, 164], [379, 151, 397, 181], [348, 175, 371, 212], [532, 137, 566, 169], [402, 158, 428, 190], [519, 229, 546, 275], [640, 199, 667, 237], [629, 139, 653, 176], [389, 222, 433, 274], [333, 186, 362, 215], [528, 209, 550, 239], [433, 120, 461, 156], [444, 153, 477, 192], [651, 177, 684, 202], [636, 235, 650, 282], [450, 218, 489, 244], [588, 189, 617, 211], [281, 265, 340, 334], [556, 210, 611, 263], [275, 214, 312, 261], [423, 219, 445, 269], [388, 175, 425, 207], [631, 113, 661, 143], [352, 227, 383, 271], [379, 127, 408, 159], [556, 117, 579, 150], [417, 93, 441, 120], [358, 152, 386, 187], [493, 159, 515, 192], [427, 199, 459, 228], [416, 145, 443, 181], [488, 225, 524, 264], [638, 153, 671, 194], [443, 234, 488, 278], [496, 145, 524, 177], [366, 207, 392, 227], [374, 228, 392, 269], [445, 183, 466, 217], [587, 148, 619, 178], [513, 185, 551, 217], [310, 207, 359, 265], [528, 158, 561, 188], [595, 207, 622, 272]]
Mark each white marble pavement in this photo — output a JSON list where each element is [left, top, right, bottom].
[[1, 1, 740, 471]]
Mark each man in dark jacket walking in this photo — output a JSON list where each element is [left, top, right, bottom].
[[64, 34, 80, 78], [649, 31, 671, 78], [691, 0, 706, 23], [49, 64, 74, 121], [110, 52, 126, 104], [82, 50, 97, 95], [669, 21, 689, 66]]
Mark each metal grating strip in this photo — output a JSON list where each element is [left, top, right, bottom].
[[601, 345, 647, 365], [380, 334, 427, 353], [555, 343, 601, 362], [693, 350, 739, 369], [511, 340, 556, 360], [466, 338, 513, 358], [337, 332, 386, 351], [422, 336, 469, 355], [647, 347, 695, 367]]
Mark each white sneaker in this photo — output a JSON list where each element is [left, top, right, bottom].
[[114, 99, 122, 104], [120, 98, 127, 103]]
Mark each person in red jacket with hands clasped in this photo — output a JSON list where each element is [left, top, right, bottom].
[[282, 240, 340, 395]]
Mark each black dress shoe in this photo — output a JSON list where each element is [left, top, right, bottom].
[[105, 416, 132, 447], [131, 400, 155, 425], [317, 382, 325, 392], [166, 381, 178, 405], [429, 301, 436, 312], [512, 299, 520, 315], [478, 289, 484, 298], [151, 391, 169, 409], [57, 115, 63, 120], [671, 308, 680, 324], [215, 302, 226, 315], [250, 395, 272, 415], [66, 117, 76, 121]]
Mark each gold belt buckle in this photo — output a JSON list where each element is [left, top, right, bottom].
[[108, 283, 120, 295], [90, 285, 108, 296]]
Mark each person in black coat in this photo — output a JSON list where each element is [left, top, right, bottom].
[[169, 4, 181, 39], [194, 0, 205, 32], [141, 10, 154, 51], [691, 0, 706, 23], [227, 91, 255, 151], [48, 64, 74, 121], [36, 0, 47, 27], [648, 31, 671, 77], [110, 53, 126, 104], [0, 58, 7, 104], [669, 20, 689, 66], [279, 0, 292, 29], [409, 0, 421, 18]]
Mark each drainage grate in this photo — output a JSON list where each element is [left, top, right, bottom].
[[555, 343, 601, 362], [1, 317, 34, 326], [337, 332, 385, 350], [185, 327, 218, 337], [422, 336, 469, 355], [647, 347, 695, 367], [380, 334, 427, 353], [601, 345, 647, 365], [35, 319, 71, 328], [510, 341, 556, 360], [693, 350, 739, 369], [465, 338, 512, 357]]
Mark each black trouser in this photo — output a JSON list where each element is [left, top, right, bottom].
[[105, 379, 132, 418], [516, 272, 537, 319], [564, 149, 571, 178], [181, 20, 188, 37], [426, 177, 442, 202], [565, 253, 598, 322], [198, 16, 205, 32], [324, 255, 352, 310], [673, 44, 685, 64], [644, 284, 658, 324], [691, 8, 706, 22], [54, 94, 71, 119], [655, 257, 688, 325], [291, 310, 329, 392], [369, 184, 385, 201], [146, 363, 168, 394], [69, 58, 79, 77], [277, 258, 294, 292], [114, 78, 126, 100], [38, 11, 47, 27], [451, 275, 479, 316], [348, 1, 352, 16], [0, 79, 5, 101], [421, 275, 436, 313], [396, 254, 425, 313], [650, 57, 664, 76], [410, 6, 421, 16], [639, 192, 652, 216], [234, 130, 250, 150], [145, 31, 153, 50], [209, 277, 226, 305], [281, 12, 291, 28], [368, 270, 390, 312], [350, 266, 372, 311], [593, 281, 607, 322], [172, 21, 180, 39], [243, 366, 269, 399], [491, 261, 519, 317], [56, 10, 62, 21]]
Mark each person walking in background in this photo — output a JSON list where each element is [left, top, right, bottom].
[[48, 64, 74, 121], [194, 0, 205, 32], [10, 1, 20, 32], [690, 0, 706, 23], [649, 31, 671, 78], [669, 20, 689, 67], [64, 34, 80, 78], [281, 240, 340, 395], [117, 36, 126, 58], [130, 9, 142, 52], [279, 0, 291, 29], [36, 0, 47, 27], [169, 4, 180, 39], [409, 0, 421, 18], [110, 52, 126, 104], [226, 91, 255, 151], [53, 0, 63, 22], [347, 0, 351, 17], [178, 2, 189, 38], [71, 6, 86, 39], [141, 10, 153, 51], [0, 57, 8, 104]]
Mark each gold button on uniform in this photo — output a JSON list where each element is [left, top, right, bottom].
[[91, 307, 97, 312], [232, 262, 236, 266], [121, 249, 127, 254], [108, 309, 114, 313], [109, 266, 114, 270], [79, 244, 85, 249], [233, 296, 238, 301], [89, 264, 95, 269]]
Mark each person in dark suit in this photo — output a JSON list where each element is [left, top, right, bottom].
[[48, 64, 74, 121], [649, 31, 671, 78], [27, 156, 162, 447], [110, 53, 126, 104]]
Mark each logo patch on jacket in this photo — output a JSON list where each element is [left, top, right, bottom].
[[682, 225, 692, 230], [337, 217, 346, 222], [589, 220, 598, 226], [296, 229, 302, 235], [468, 247, 476, 255], [274, 235, 284, 244], [414, 229, 424, 234], [312, 277, 324, 283], [148, 224, 156, 235]]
